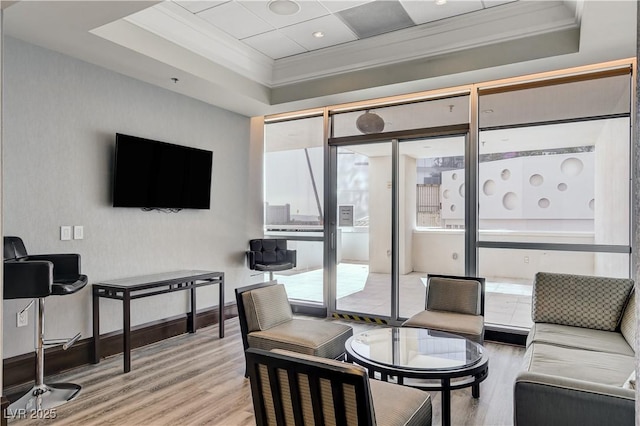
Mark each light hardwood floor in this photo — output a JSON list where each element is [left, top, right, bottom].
[[7, 318, 525, 426]]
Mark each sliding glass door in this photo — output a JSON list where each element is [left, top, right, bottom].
[[398, 136, 467, 319], [334, 142, 392, 317]]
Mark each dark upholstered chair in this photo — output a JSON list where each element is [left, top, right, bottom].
[[246, 348, 432, 426], [403, 274, 486, 344], [235, 282, 352, 373], [247, 239, 296, 281], [4, 236, 88, 411]]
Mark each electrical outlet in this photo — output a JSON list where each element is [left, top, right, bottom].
[[17, 310, 28, 327], [73, 225, 84, 240], [524, 256, 530, 264], [60, 226, 72, 241]]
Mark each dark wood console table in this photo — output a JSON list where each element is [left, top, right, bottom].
[[92, 270, 225, 373]]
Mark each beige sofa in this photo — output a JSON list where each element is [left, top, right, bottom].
[[514, 272, 636, 426]]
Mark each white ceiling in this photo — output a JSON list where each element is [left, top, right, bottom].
[[2, 1, 637, 117], [170, 0, 515, 60]]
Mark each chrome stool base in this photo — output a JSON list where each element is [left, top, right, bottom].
[[9, 383, 81, 411]]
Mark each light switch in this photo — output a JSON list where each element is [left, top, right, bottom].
[[60, 226, 72, 241], [73, 225, 84, 240]]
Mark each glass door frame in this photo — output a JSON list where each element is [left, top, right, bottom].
[[326, 124, 471, 324]]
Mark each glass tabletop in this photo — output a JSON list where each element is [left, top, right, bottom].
[[349, 327, 483, 371]]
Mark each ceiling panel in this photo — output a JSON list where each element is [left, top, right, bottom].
[[482, 0, 518, 8], [318, 0, 374, 13], [174, 1, 229, 14], [243, 30, 307, 59], [239, 0, 329, 29], [337, 0, 415, 38], [279, 14, 357, 51], [400, 0, 484, 25], [198, 1, 274, 39]]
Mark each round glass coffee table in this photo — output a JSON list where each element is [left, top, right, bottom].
[[345, 327, 489, 426]]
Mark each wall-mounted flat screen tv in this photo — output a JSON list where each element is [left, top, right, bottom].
[[113, 133, 213, 210]]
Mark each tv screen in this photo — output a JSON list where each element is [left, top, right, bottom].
[[113, 133, 213, 210]]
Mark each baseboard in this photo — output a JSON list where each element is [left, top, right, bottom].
[[3, 303, 238, 391], [1, 395, 9, 426]]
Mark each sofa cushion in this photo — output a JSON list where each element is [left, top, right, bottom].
[[619, 290, 636, 349], [369, 378, 433, 426], [526, 323, 634, 356], [403, 310, 484, 343], [532, 272, 633, 331], [243, 284, 293, 332], [524, 342, 635, 386], [248, 319, 353, 359]]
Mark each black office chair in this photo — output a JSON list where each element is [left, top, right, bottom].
[[246, 239, 296, 281], [4, 236, 88, 411]]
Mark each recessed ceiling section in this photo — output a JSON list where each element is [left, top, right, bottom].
[[400, 0, 484, 25], [243, 30, 307, 59], [92, 0, 582, 101], [239, 0, 328, 28], [197, 1, 273, 39], [175, 1, 229, 14], [337, 0, 415, 39], [279, 14, 357, 51]]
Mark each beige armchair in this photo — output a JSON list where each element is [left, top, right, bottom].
[[402, 274, 485, 344], [245, 347, 432, 426], [235, 281, 353, 371]]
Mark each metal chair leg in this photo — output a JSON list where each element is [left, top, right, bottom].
[[8, 298, 81, 412]]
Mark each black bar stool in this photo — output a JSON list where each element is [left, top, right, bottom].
[[4, 236, 88, 411]]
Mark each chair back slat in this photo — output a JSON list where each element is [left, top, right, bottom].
[[246, 348, 376, 426], [331, 380, 348, 426], [266, 364, 287, 426], [308, 375, 327, 425], [286, 369, 306, 426]]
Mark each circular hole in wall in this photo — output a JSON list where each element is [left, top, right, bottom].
[[483, 180, 496, 196], [459, 183, 465, 197], [589, 199, 595, 211], [452, 173, 458, 181], [557, 183, 568, 192], [450, 204, 456, 212], [501, 169, 511, 180], [502, 192, 518, 210], [538, 198, 550, 208], [529, 174, 544, 186], [443, 189, 450, 199], [561, 158, 584, 177]]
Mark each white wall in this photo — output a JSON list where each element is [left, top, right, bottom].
[[2, 37, 262, 358], [412, 230, 596, 280]]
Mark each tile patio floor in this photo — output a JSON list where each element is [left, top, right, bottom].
[[275, 263, 533, 329]]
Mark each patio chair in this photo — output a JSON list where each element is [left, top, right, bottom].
[[246, 239, 296, 281], [235, 281, 353, 373], [245, 347, 432, 426], [402, 274, 486, 344]]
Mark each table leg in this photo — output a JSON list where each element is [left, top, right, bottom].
[[92, 289, 100, 364], [189, 283, 197, 333], [123, 290, 131, 373], [442, 378, 451, 426], [472, 382, 480, 398], [219, 275, 225, 338]]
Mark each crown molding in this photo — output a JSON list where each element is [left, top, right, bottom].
[[123, 1, 274, 86]]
